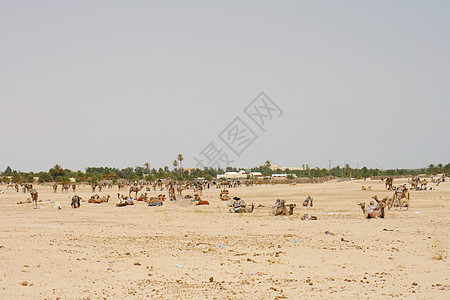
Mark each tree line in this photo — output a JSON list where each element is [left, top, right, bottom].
[[1, 162, 448, 184]]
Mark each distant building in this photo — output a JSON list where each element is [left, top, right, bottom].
[[217, 170, 248, 179], [250, 172, 263, 178]]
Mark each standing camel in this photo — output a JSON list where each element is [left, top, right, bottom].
[[30, 189, 39, 209], [62, 185, 69, 193], [129, 185, 140, 198], [385, 177, 393, 190], [169, 186, 176, 201]]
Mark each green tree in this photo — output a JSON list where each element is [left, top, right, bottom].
[[3, 166, 13, 176], [177, 154, 184, 175], [49, 164, 65, 180]]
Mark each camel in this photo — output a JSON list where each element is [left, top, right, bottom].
[[229, 197, 253, 213], [100, 195, 110, 203], [71, 195, 81, 208], [361, 186, 372, 191], [420, 179, 428, 190], [410, 177, 419, 190], [303, 196, 313, 207], [91, 185, 97, 193], [117, 193, 135, 206], [88, 194, 101, 203], [372, 195, 391, 207], [169, 186, 176, 201], [25, 184, 33, 193], [146, 194, 165, 206], [358, 201, 385, 219], [220, 189, 231, 201], [129, 185, 140, 198], [177, 185, 183, 197], [72, 184, 77, 192], [274, 203, 296, 216], [30, 189, 38, 209], [390, 185, 410, 210], [385, 177, 393, 190], [138, 193, 149, 201], [53, 184, 58, 193], [194, 185, 203, 196], [62, 185, 69, 193], [87, 194, 109, 204]]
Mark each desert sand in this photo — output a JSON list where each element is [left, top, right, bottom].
[[0, 179, 448, 299]]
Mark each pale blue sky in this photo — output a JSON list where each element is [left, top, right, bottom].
[[1, 1, 449, 172]]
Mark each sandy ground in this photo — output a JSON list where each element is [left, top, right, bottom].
[[0, 179, 448, 299]]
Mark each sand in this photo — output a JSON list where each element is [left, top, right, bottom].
[[0, 179, 448, 299]]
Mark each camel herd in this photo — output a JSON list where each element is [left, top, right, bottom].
[[5, 175, 446, 220]]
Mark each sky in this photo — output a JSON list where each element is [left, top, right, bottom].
[[1, 0, 449, 172]]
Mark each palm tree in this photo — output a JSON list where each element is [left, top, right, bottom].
[[173, 160, 178, 172], [177, 154, 184, 174], [144, 162, 150, 174], [49, 164, 64, 180], [264, 160, 271, 169]]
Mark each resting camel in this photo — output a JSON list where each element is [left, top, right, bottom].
[[169, 186, 176, 201], [88, 194, 100, 203], [138, 193, 149, 201], [87, 194, 110, 204], [420, 179, 428, 190], [117, 194, 135, 206], [129, 185, 140, 198], [30, 189, 38, 209], [53, 184, 58, 193], [146, 194, 165, 206], [274, 203, 296, 216], [361, 186, 372, 191], [410, 177, 419, 190], [71, 195, 81, 208], [100, 195, 110, 203], [303, 196, 313, 207], [358, 201, 385, 219], [385, 177, 393, 190], [220, 189, 231, 201], [228, 197, 253, 213]]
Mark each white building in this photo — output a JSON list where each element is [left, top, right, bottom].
[[250, 172, 263, 178], [217, 170, 248, 179]]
